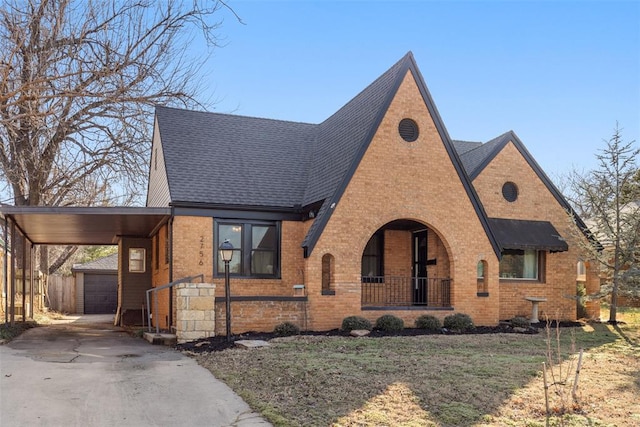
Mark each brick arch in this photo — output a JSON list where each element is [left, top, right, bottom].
[[359, 216, 455, 268], [360, 218, 453, 308]]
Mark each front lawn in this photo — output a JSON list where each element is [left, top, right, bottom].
[[193, 311, 639, 426]]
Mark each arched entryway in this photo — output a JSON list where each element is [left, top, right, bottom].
[[360, 219, 452, 308]]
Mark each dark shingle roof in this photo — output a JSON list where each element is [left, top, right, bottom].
[[72, 253, 118, 272], [156, 108, 316, 208], [457, 132, 512, 179], [452, 140, 482, 155], [452, 131, 597, 249], [154, 52, 502, 258]]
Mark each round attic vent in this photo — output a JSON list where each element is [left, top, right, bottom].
[[502, 181, 519, 202], [398, 118, 419, 142]]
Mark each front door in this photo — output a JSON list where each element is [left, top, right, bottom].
[[412, 230, 428, 304]]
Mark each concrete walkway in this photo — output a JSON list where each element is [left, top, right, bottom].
[[0, 315, 271, 427]]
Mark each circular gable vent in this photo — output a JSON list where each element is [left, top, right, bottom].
[[398, 118, 419, 142], [502, 181, 518, 202]]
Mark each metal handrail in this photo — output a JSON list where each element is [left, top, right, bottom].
[[146, 274, 205, 333]]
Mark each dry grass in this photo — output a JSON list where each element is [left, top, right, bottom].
[[0, 309, 65, 342], [195, 309, 639, 427]]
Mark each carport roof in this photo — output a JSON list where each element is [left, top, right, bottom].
[[0, 206, 171, 245]]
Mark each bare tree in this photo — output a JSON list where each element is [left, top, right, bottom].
[[566, 124, 640, 323], [0, 0, 239, 273]]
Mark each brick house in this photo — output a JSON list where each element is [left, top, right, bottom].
[[143, 52, 599, 334]]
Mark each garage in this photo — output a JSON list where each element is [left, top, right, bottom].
[[72, 253, 118, 314], [83, 273, 117, 314]]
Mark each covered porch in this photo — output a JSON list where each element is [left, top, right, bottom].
[[360, 219, 452, 309]]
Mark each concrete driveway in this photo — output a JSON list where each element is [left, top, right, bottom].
[[0, 315, 271, 427]]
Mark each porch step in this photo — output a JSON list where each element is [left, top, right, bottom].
[[143, 332, 177, 346]]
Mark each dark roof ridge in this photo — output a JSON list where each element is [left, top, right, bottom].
[[301, 52, 414, 254], [301, 52, 502, 260], [460, 131, 514, 179], [154, 105, 317, 127], [473, 130, 598, 248], [318, 52, 414, 127]]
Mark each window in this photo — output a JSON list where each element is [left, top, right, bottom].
[[577, 261, 586, 281], [499, 249, 540, 280], [216, 221, 280, 278], [477, 260, 488, 295], [361, 231, 384, 281], [129, 248, 146, 273]]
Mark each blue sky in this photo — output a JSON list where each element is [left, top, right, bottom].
[[195, 0, 639, 181]]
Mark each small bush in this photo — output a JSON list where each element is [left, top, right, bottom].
[[273, 322, 300, 336], [510, 316, 530, 328], [341, 316, 372, 332], [375, 314, 404, 332], [444, 313, 474, 332], [415, 314, 442, 331]]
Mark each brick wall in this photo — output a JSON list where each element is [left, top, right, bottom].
[[304, 70, 500, 330], [472, 141, 600, 321], [214, 299, 307, 334], [159, 69, 596, 334]]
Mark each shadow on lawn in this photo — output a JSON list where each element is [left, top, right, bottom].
[[189, 322, 627, 427]]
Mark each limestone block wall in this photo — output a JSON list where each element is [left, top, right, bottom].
[[175, 282, 216, 344]]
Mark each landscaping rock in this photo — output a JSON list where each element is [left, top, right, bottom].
[[235, 339, 270, 349], [350, 329, 371, 337]]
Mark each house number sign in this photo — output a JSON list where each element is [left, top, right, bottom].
[[199, 235, 205, 266]]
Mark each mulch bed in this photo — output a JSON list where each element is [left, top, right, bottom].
[[176, 320, 586, 353]]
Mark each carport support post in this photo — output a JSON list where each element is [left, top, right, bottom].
[[29, 243, 34, 318], [10, 220, 15, 325], [3, 218, 7, 324], [21, 234, 26, 322]]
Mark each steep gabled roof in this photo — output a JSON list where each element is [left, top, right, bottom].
[[155, 107, 316, 209], [301, 52, 501, 258], [153, 52, 502, 258], [455, 130, 596, 247], [457, 132, 513, 180]]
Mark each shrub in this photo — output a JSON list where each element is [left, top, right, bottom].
[[415, 314, 441, 331], [375, 314, 404, 332], [443, 313, 474, 332], [510, 316, 530, 328], [273, 322, 300, 336], [341, 316, 372, 332]]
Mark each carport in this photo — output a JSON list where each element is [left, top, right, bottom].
[[1, 206, 170, 325]]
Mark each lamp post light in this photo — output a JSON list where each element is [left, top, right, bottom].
[[219, 239, 234, 342]]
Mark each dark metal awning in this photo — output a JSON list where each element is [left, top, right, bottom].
[[488, 218, 569, 252], [0, 206, 171, 245]]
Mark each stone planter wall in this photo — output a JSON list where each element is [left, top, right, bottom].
[[175, 283, 216, 344]]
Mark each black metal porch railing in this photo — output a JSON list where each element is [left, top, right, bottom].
[[361, 276, 451, 307]]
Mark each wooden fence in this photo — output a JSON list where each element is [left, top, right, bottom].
[[47, 275, 76, 313]]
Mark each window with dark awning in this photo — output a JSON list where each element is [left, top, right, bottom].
[[488, 218, 568, 253]]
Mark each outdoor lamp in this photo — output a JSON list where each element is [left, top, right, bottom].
[[219, 239, 234, 262], [219, 239, 234, 341]]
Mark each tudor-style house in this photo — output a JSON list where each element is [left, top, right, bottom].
[[139, 52, 600, 334]]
